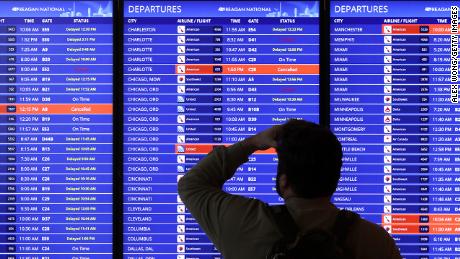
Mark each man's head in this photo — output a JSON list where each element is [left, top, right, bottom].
[[275, 119, 342, 199]]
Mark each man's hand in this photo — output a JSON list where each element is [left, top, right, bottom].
[[244, 125, 281, 151]]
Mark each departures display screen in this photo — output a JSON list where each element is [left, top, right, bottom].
[[331, 1, 459, 258], [123, 1, 319, 257], [0, 0, 113, 258], [5, 0, 460, 258]]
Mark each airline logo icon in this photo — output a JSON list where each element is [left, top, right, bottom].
[[384, 115, 392, 123], [177, 215, 185, 223], [384, 56, 392, 63], [384, 106, 392, 113], [177, 126, 185, 133], [384, 96, 392, 103], [177, 235, 185, 243], [384, 65, 392, 74], [384, 175, 392, 183], [383, 215, 392, 223], [384, 135, 392, 143], [384, 125, 392, 133], [384, 155, 392, 164], [177, 65, 186, 74], [177, 36, 185, 44], [384, 185, 392, 194], [177, 244, 185, 253], [177, 115, 185, 123], [177, 25, 186, 33], [384, 75, 392, 84], [383, 225, 392, 233], [384, 205, 392, 213], [177, 75, 185, 83], [384, 145, 392, 153], [177, 55, 186, 63], [384, 195, 392, 204], [177, 155, 185, 163], [177, 135, 185, 143], [384, 25, 392, 34], [177, 25, 185, 33], [384, 46, 392, 54], [384, 165, 392, 174], [384, 36, 392, 43], [177, 85, 186, 93], [177, 225, 185, 233], [177, 205, 185, 213], [384, 85, 392, 93]]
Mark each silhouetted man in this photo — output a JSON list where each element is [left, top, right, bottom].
[[178, 119, 402, 259]]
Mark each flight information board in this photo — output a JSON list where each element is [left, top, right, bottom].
[[123, 1, 319, 257], [0, 0, 113, 257], [331, 1, 459, 258]]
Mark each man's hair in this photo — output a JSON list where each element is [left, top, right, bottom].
[[276, 119, 343, 198]]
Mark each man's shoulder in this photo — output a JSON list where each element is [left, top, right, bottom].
[[218, 197, 282, 259], [220, 196, 278, 232], [346, 215, 400, 258], [353, 216, 392, 240]]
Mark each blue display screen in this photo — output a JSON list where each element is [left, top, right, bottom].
[[331, 1, 459, 258], [123, 1, 319, 257], [8, 0, 460, 257], [0, 0, 113, 257]]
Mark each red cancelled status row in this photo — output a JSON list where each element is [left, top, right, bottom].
[[175, 144, 276, 154], [0, 104, 112, 114], [175, 64, 319, 75], [381, 24, 459, 34]]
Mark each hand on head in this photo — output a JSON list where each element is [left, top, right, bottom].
[[247, 125, 282, 151]]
